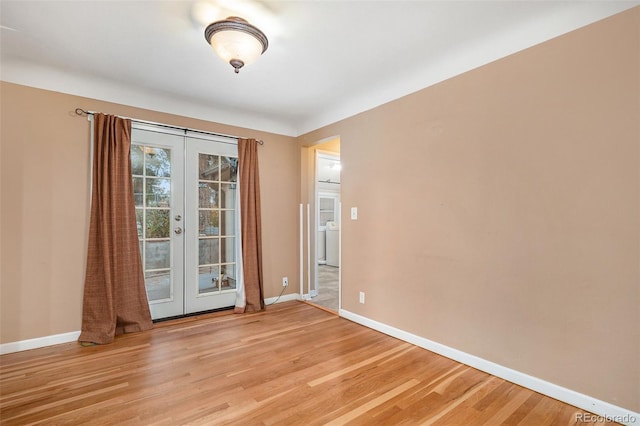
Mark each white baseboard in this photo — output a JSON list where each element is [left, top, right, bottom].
[[265, 292, 301, 306], [339, 309, 640, 426], [0, 331, 81, 355]]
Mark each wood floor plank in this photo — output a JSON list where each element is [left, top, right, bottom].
[[325, 379, 421, 426], [0, 301, 619, 425]]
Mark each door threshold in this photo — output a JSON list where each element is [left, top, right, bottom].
[[303, 300, 339, 315], [153, 306, 235, 324]]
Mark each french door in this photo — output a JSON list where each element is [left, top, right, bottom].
[[131, 125, 240, 320]]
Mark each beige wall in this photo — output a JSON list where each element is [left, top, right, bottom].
[[0, 82, 300, 344], [299, 8, 639, 412]]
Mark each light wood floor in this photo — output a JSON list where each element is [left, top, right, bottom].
[[0, 302, 616, 425]]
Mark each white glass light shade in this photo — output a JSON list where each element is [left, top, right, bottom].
[[209, 30, 263, 66], [204, 17, 268, 74]]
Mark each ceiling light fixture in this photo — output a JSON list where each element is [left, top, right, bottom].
[[204, 16, 268, 74]]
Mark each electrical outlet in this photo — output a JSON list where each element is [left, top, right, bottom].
[[359, 291, 365, 304], [282, 276, 288, 287]]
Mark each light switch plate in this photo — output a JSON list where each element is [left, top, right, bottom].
[[351, 207, 358, 220]]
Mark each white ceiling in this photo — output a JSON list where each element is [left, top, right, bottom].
[[1, 0, 638, 136]]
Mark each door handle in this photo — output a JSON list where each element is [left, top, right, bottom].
[[174, 227, 183, 235]]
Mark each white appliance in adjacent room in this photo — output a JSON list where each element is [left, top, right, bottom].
[[325, 221, 340, 267]]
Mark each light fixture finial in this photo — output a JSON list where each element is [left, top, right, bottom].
[[230, 59, 244, 74]]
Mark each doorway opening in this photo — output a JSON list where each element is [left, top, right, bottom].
[[310, 151, 340, 312]]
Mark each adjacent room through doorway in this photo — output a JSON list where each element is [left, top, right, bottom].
[[310, 151, 340, 312]]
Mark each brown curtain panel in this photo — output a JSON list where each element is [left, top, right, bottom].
[[236, 138, 265, 313], [79, 114, 153, 344]]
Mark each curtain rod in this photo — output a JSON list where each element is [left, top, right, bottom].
[[75, 108, 264, 145]]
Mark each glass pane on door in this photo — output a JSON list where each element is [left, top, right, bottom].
[[198, 265, 219, 294]]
